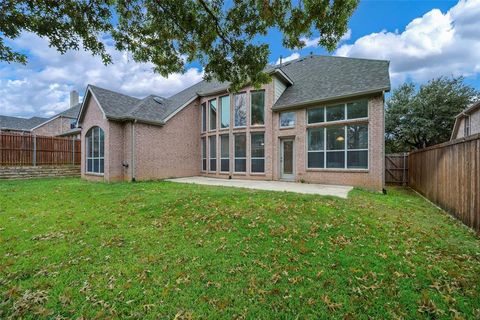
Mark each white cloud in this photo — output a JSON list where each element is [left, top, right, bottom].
[[0, 33, 204, 118], [275, 52, 300, 65], [300, 29, 352, 49], [335, 0, 480, 86]]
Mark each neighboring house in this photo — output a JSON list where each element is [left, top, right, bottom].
[[31, 91, 82, 138], [0, 115, 48, 134], [77, 55, 390, 191], [451, 101, 480, 140]]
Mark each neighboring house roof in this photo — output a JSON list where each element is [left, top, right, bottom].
[[272, 55, 390, 110], [78, 54, 390, 126], [57, 103, 82, 118], [30, 103, 83, 131], [0, 115, 48, 131], [451, 100, 480, 140]]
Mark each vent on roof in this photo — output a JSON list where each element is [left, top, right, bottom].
[[153, 97, 164, 104]]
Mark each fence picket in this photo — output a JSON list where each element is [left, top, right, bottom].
[[0, 133, 80, 166]]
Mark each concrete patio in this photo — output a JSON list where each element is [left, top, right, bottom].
[[166, 176, 353, 198]]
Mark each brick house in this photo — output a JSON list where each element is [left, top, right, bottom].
[[451, 101, 480, 140], [77, 55, 390, 190], [31, 91, 82, 138]]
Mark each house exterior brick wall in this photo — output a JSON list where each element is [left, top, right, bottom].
[[79, 75, 386, 190], [134, 100, 201, 180], [32, 116, 73, 136], [270, 95, 384, 190]]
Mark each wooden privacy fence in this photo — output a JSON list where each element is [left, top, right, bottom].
[[409, 133, 480, 232], [385, 153, 408, 185], [0, 133, 81, 166]]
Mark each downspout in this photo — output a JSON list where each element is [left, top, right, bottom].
[[131, 120, 137, 182]]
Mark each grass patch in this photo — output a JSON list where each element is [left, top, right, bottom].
[[0, 178, 479, 319]]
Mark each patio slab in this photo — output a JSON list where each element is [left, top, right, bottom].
[[166, 176, 353, 198]]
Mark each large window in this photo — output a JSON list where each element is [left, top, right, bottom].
[[220, 134, 229, 172], [220, 95, 230, 129], [209, 99, 217, 131], [307, 124, 368, 169], [280, 111, 295, 128], [309, 100, 368, 124], [201, 137, 206, 171], [209, 136, 216, 171], [307, 128, 324, 168], [251, 91, 265, 126], [201, 103, 207, 132], [251, 132, 265, 173], [326, 126, 345, 168], [86, 126, 104, 174], [234, 93, 247, 127], [234, 133, 246, 172], [347, 124, 368, 169]]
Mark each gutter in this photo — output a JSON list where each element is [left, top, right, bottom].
[[131, 120, 136, 182]]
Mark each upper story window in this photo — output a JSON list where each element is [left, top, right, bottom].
[[280, 111, 295, 128], [234, 93, 247, 127], [251, 91, 265, 126], [201, 103, 207, 132], [308, 99, 368, 124], [85, 126, 104, 174], [209, 99, 217, 131], [69, 118, 76, 129], [220, 95, 230, 129], [464, 116, 470, 136]]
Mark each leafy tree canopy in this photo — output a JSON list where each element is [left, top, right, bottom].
[[385, 77, 478, 153], [0, 0, 358, 91]]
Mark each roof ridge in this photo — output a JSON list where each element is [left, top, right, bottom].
[[88, 84, 141, 101]]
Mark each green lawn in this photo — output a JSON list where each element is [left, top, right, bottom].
[[0, 178, 479, 319]]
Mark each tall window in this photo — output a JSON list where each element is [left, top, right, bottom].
[[201, 137, 206, 171], [251, 91, 265, 126], [220, 95, 230, 129], [464, 116, 470, 136], [220, 134, 229, 172], [86, 126, 104, 174], [326, 126, 345, 168], [209, 136, 216, 172], [307, 128, 324, 168], [280, 112, 295, 128], [201, 103, 207, 132], [347, 124, 368, 169], [209, 99, 217, 131], [251, 132, 265, 173], [234, 133, 246, 172], [234, 93, 247, 127]]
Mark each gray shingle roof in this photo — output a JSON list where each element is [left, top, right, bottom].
[[57, 103, 82, 118], [0, 115, 48, 131], [272, 55, 390, 110], [83, 55, 389, 124], [89, 85, 141, 119]]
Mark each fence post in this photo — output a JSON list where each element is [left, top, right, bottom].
[[72, 138, 75, 165], [33, 135, 37, 166], [402, 152, 406, 186]]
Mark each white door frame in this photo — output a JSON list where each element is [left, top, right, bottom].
[[280, 138, 295, 181]]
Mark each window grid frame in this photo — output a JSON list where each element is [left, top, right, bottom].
[[85, 126, 104, 175], [250, 132, 265, 173], [250, 90, 266, 127], [209, 98, 217, 132], [208, 135, 217, 172], [233, 92, 247, 129], [234, 133, 247, 173], [220, 134, 230, 173], [201, 137, 207, 172]]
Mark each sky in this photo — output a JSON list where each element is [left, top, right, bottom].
[[1, 0, 479, 118]]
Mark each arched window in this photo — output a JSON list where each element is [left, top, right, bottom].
[[85, 126, 104, 174]]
